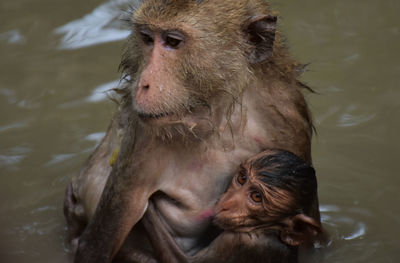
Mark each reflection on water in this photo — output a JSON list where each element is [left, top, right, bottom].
[[58, 79, 121, 109], [321, 204, 367, 241], [55, 0, 131, 49], [0, 0, 399, 262], [337, 105, 377, 128], [86, 79, 121, 103], [85, 132, 107, 143], [0, 30, 26, 45], [0, 146, 31, 167]]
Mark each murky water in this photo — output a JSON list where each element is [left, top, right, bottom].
[[0, 0, 399, 262]]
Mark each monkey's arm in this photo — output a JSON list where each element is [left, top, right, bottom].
[[143, 202, 279, 263], [142, 202, 239, 263], [142, 201, 242, 263], [142, 201, 247, 263], [144, 205, 298, 263], [74, 120, 158, 263], [74, 167, 153, 263], [193, 231, 298, 263]]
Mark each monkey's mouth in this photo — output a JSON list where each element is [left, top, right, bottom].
[[138, 112, 174, 121], [213, 215, 257, 231], [137, 105, 197, 124], [137, 104, 212, 132]]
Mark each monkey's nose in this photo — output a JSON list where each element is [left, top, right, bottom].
[[214, 202, 230, 214], [140, 84, 150, 92], [136, 84, 150, 100]]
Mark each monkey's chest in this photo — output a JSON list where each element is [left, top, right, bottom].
[[151, 147, 257, 252]]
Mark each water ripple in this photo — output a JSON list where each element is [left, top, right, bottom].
[[0, 88, 18, 104], [46, 154, 76, 166], [338, 112, 376, 127], [86, 79, 120, 103], [54, 0, 132, 49], [342, 222, 366, 240], [0, 146, 31, 167], [86, 132, 106, 143], [0, 29, 26, 45], [0, 121, 30, 133], [321, 204, 369, 243], [0, 155, 25, 166]]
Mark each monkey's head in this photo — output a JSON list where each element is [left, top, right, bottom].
[[120, 0, 281, 139], [213, 149, 322, 246]]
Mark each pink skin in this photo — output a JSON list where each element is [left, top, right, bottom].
[[253, 136, 262, 144], [194, 209, 215, 222]]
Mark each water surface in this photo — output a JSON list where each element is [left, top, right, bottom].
[[0, 0, 399, 262]]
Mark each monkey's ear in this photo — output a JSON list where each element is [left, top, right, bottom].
[[244, 15, 277, 64], [280, 214, 322, 246]]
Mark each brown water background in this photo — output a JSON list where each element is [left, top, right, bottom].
[[0, 0, 399, 262]]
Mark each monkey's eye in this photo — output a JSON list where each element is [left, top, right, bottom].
[[163, 32, 184, 49], [237, 174, 247, 185], [139, 30, 154, 45], [250, 191, 262, 203]]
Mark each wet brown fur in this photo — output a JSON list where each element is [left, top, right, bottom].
[[141, 149, 321, 263], [66, 1, 318, 262], [119, 0, 312, 145]]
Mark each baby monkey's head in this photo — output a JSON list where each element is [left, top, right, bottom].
[[214, 149, 321, 246]]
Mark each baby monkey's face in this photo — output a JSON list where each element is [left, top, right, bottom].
[[212, 150, 322, 246], [213, 162, 282, 231]]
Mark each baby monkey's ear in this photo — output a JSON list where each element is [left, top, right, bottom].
[[280, 214, 322, 246]]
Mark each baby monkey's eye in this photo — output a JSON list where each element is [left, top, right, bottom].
[[237, 174, 247, 185], [250, 191, 262, 203]]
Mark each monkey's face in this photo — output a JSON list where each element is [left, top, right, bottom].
[[130, 25, 190, 124], [128, 9, 240, 131], [126, 22, 235, 139], [119, 0, 278, 137], [213, 167, 269, 231], [213, 158, 301, 232]]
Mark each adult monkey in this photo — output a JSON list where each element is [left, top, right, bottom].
[[65, 0, 319, 262]]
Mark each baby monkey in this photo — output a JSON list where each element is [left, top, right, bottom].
[[142, 149, 322, 263]]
